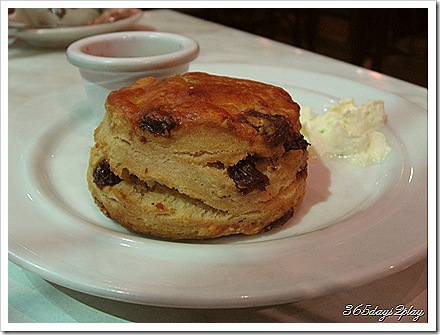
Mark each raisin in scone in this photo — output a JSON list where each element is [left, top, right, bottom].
[[87, 72, 309, 240]]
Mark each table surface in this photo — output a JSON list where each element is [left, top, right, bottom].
[[6, 9, 431, 329]]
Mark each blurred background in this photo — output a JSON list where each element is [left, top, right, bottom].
[[175, 8, 428, 88]]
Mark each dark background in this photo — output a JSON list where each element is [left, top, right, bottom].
[[175, 9, 428, 88]]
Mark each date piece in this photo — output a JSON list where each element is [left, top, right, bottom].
[[93, 160, 122, 188], [239, 110, 309, 151], [227, 156, 269, 195], [138, 112, 177, 137]]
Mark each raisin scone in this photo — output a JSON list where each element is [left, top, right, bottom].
[[87, 72, 309, 240]]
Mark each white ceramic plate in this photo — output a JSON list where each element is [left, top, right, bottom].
[[9, 9, 143, 48], [8, 64, 427, 308]]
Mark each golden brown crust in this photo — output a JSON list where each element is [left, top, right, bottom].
[[106, 72, 304, 158]]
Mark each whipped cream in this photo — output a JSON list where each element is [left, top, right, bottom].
[[300, 98, 392, 166]]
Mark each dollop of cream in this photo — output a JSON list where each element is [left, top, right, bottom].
[[300, 99, 391, 166]]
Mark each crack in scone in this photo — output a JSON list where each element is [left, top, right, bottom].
[[88, 143, 306, 240], [90, 149, 297, 211]]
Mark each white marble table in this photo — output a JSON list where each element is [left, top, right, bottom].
[[7, 9, 431, 330]]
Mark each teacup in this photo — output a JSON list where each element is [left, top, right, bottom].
[[9, 8, 102, 28]]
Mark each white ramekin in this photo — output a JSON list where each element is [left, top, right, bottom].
[[66, 31, 200, 119]]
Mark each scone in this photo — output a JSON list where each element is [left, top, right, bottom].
[[87, 72, 309, 240]]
